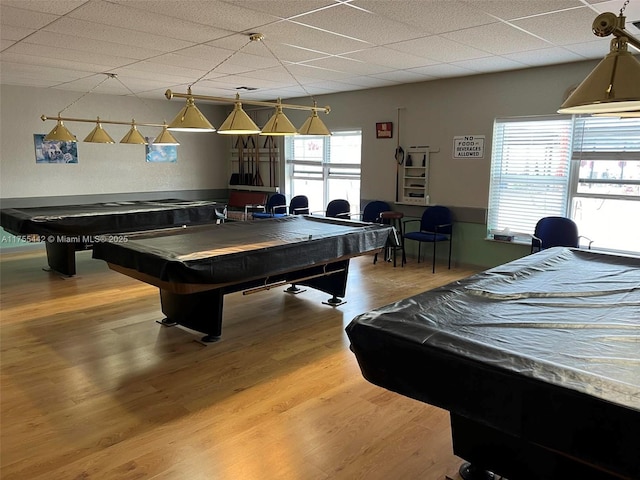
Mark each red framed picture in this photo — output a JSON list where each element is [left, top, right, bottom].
[[376, 122, 393, 139]]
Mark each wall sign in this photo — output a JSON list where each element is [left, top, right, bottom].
[[453, 135, 484, 158], [376, 122, 393, 139]]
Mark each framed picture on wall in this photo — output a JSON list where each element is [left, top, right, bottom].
[[34, 134, 78, 164], [376, 122, 393, 139], [145, 137, 177, 163]]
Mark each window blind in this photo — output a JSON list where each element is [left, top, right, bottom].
[[572, 116, 640, 161], [487, 116, 572, 239]]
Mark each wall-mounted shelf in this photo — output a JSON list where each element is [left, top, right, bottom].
[[400, 146, 429, 205]]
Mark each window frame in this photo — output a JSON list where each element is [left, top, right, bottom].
[[488, 115, 640, 254], [285, 130, 362, 213]]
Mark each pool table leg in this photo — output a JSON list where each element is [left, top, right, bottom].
[[45, 241, 77, 276], [159, 288, 224, 343]]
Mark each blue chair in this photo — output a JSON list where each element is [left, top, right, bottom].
[[326, 199, 351, 219], [531, 216, 593, 253], [359, 200, 390, 223], [252, 193, 288, 219], [403, 205, 453, 273], [289, 195, 309, 215]]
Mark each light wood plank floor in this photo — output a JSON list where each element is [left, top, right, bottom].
[[1, 248, 480, 480]]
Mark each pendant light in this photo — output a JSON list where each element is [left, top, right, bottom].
[[558, 9, 640, 114], [260, 100, 298, 136], [84, 118, 115, 143], [217, 94, 261, 135], [44, 116, 76, 142], [120, 120, 148, 144]]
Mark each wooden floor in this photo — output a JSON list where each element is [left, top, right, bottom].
[[0, 248, 480, 480]]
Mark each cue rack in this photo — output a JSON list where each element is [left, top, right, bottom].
[[230, 135, 280, 189]]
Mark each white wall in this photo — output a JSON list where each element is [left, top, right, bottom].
[[281, 59, 598, 210], [0, 85, 229, 200]]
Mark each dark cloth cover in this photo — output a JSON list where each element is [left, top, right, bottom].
[[347, 247, 640, 410], [92, 215, 394, 285], [0, 199, 219, 236]]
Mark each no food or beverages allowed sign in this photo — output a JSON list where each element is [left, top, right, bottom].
[[453, 135, 484, 158]]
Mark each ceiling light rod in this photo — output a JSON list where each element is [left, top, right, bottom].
[[593, 10, 640, 50], [165, 89, 331, 114], [41, 114, 167, 128]]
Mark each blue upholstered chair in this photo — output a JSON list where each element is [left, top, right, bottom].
[[289, 195, 309, 215], [325, 199, 351, 219], [359, 200, 390, 223], [531, 216, 593, 253], [252, 193, 288, 219], [403, 205, 453, 273]]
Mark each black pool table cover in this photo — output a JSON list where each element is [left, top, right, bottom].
[[0, 199, 220, 237], [92, 214, 395, 287], [346, 247, 639, 479]]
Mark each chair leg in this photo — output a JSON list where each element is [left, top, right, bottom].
[[448, 235, 452, 270], [432, 240, 436, 273]]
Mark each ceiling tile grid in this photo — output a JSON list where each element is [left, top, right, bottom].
[[0, 0, 638, 101]]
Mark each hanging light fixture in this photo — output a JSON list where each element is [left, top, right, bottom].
[[120, 120, 148, 144], [298, 103, 332, 136], [153, 125, 180, 145], [40, 73, 172, 145], [84, 117, 115, 143], [260, 99, 298, 136], [44, 116, 76, 142], [41, 115, 179, 145], [558, 6, 640, 114], [165, 33, 331, 136], [217, 93, 261, 135], [167, 87, 216, 132]]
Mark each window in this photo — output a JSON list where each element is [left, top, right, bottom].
[[488, 115, 640, 254], [285, 131, 361, 214]]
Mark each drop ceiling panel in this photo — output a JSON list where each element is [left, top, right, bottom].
[[256, 20, 369, 54], [463, 0, 586, 20], [389, 35, 492, 62], [110, 0, 281, 32], [355, 0, 498, 34], [16, 30, 166, 60], [451, 56, 529, 73], [302, 56, 393, 76], [220, 0, 337, 19], [343, 47, 438, 69], [0, 0, 86, 15], [441, 23, 552, 55], [292, 4, 426, 44], [67, 0, 229, 44], [503, 46, 587, 66], [0, 4, 61, 29], [512, 7, 602, 45]]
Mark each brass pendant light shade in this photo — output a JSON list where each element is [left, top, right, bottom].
[[153, 126, 180, 145], [217, 97, 261, 135], [558, 12, 640, 114], [558, 40, 640, 114], [120, 122, 148, 144], [44, 118, 77, 142], [298, 110, 331, 136], [84, 119, 115, 143], [167, 93, 216, 132], [260, 104, 298, 136]]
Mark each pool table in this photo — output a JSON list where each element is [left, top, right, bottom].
[[0, 199, 221, 276], [346, 248, 640, 480], [92, 215, 395, 342]]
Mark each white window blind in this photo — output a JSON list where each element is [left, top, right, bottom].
[[572, 116, 640, 159], [487, 116, 572, 239]]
